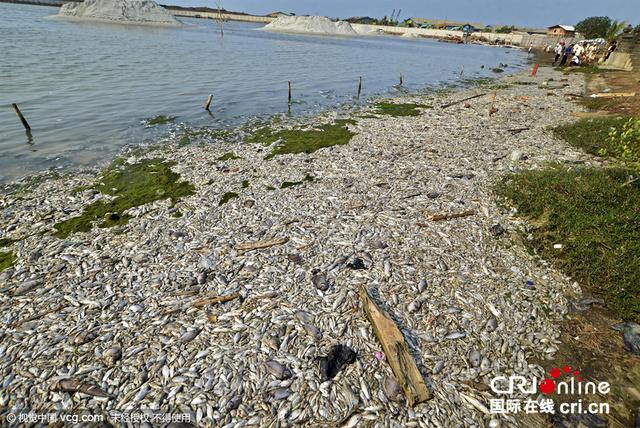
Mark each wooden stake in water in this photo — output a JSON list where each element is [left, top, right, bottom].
[[205, 94, 213, 110], [399, 72, 403, 85], [460, 66, 464, 76], [288, 81, 291, 102], [357, 76, 362, 99], [10, 103, 31, 131]]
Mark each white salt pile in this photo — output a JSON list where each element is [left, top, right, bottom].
[[55, 0, 191, 27], [262, 15, 358, 36]]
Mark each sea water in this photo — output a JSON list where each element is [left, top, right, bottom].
[[0, 2, 527, 184]]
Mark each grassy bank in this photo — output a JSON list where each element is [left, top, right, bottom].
[[496, 116, 640, 322]]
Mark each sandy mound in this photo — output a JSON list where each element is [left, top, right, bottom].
[[56, 0, 191, 27], [262, 15, 358, 36]]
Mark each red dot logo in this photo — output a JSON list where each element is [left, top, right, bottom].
[[540, 379, 555, 394], [550, 368, 561, 379], [563, 366, 570, 373]]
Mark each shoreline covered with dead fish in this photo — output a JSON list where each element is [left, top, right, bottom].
[[0, 66, 598, 427]]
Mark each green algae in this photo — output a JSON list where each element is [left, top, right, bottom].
[[0, 251, 16, 272], [373, 102, 433, 117], [52, 158, 195, 239], [0, 238, 16, 248], [147, 115, 178, 125], [219, 192, 239, 206], [249, 119, 356, 160], [217, 153, 243, 161], [281, 174, 314, 189], [241, 180, 250, 189]]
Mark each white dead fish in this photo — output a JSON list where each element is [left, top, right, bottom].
[[264, 360, 292, 380], [382, 376, 404, 403], [50, 379, 111, 398], [312, 274, 329, 291]]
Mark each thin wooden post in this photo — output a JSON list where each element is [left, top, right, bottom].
[[288, 81, 291, 102], [489, 91, 498, 115], [357, 76, 362, 99], [205, 94, 213, 110], [460, 66, 464, 76], [399, 72, 403, 85], [10, 104, 31, 130]]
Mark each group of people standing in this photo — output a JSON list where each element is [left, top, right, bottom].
[[548, 40, 615, 67]]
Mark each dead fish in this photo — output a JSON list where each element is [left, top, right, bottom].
[[417, 278, 426, 293], [303, 323, 323, 340], [170, 231, 187, 238], [433, 360, 445, 374], [288, 254, 303, 265], [70, 331, 98, 346], [329, 255, 349, 271], [50, 379, 111, 398], [197, 272, 207, 284], [469, 350, 481, 367], [446, 307, 462, 314], [370, 240, 388, 249], [480, 357, 491, 371], [486, 316, 498, 333], [264, 360, 292, 380], [445, 331, 466, 340], [10, 280, 43, 296], [244, 200, 255, 208], [103, 346, 122, 365], [340, 382, 359, 408], [361, 251, 373, 265], [382, 376, 405, 403], [408, 299, 422, 313], [312, 274, 329, 291], [226, 398, 242, 411], [263, 388, 290, 403], [384, 259, 392, 277], [438, 259, 449, 271], [295, 311, 314, 324], [215, 274, 228, 286], [180, 329, 200, 343]]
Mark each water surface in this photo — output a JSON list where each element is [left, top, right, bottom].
[[0, 3, 527, 184]]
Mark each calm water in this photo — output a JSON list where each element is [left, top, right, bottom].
[[0, 3, 527, 184]]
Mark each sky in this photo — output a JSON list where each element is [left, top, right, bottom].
[[167, 0, 640, 29]]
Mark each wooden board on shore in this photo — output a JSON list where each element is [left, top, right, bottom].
[[357, 283, 431, 406]]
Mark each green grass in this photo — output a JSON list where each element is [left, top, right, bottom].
[[241, 180, 250, 188], [52, 158, 195, 239], [219, 192, 239, 206], [0, 251, 16, 272], [495, 165, 640, 321], [217, 152, 243, 161], [281, 174, 314, 189], [373, 102, 433, 117], [563, 65, 611, 74], [249, 119, 356, 159], [551, 116, 634, 156]]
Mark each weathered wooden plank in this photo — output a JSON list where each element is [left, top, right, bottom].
[[357, 283, 431, 406]]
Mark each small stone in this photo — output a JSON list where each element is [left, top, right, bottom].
[[510, 150, 525, 161]]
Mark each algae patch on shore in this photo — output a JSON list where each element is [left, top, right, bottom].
[[373, 102, 433, 117], [219, 192, 239, 206], [0, 238, 16, 248], [281, 174, 314, 189], [217, 152, 243, 161], [250, 119, 355, 159], [52, 158, 195, 239], [0, 251, 16, 272]]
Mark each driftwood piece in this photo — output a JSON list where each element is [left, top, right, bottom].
[[356, 283, 431, 406], [236, 236, 287, 255], [9, 305, 66, 328], [595, 92, 636, 98], [441, 93, 487, 109], [507, 127, 530, 135], [431, 210, 475, 221], [194, 292, 242, 307]]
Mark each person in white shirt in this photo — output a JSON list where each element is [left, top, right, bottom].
[[552, 42, 564, 66]]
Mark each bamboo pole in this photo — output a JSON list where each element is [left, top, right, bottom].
[[205, 94, 213, 110], [10, 103, 31, 130], [357, 76, 362, 99]]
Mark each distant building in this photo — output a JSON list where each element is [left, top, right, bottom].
[[348, 16, 373, 25], [408, 18, 485, 31], [547, 25, 575, 37]]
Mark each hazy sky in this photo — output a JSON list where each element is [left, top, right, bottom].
[[168, 0, 640, 29]]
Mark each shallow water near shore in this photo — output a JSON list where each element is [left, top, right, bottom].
[[0, 2, 527, 184]]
